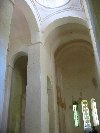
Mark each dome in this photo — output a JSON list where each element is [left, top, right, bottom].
[[36, 0, 70, 8]]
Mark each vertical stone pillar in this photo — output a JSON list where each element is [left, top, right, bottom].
[[25, 43, 49, 133], [0, 0, 14, 131], [1, 65, 13, 133], [83, 0, 100, 86]]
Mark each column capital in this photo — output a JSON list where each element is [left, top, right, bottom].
[[29, 41, 43, 46]]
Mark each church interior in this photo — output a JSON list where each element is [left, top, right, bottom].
[[0, 0, 100, 133]]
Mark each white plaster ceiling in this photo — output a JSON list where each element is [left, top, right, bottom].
[[35, 0, 70, 8], [13, 0, 86, 35], [27, 0, 85, 31]]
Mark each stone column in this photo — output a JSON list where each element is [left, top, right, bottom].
[[1, 65, 13, 133], [83, 0, 100, 87], [0, 0, 14, 131], [25, 43, 49, 133]]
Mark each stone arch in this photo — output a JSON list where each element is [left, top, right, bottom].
[[1, 50, 28, 133], [10, 51, 28, 68], [54, 39, 99, 133], [43, 16, 88, 41], [43, 17, 99, 133], [55, 40, 93, 60], [8, 54, 28, 133], [52, 34, 91, 54], [12, 0, 40, 44], [44, 22, 91, 56], [16, 0, 40, 31]]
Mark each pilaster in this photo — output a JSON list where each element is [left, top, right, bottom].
[[25, 42, 49, 133], [0, 0, 14, 131], [1, 65, 14, 133], [83, 0, 100, 87]]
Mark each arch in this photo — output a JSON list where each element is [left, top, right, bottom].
[[55, 40, 93, 60], [8, 55, 28, 133], [55, 39, 98, 133], [45, 20, 98, 133], [10, 51, 28, 68], [52, 33, 91, 54], [44, 22, 91, 56], [15, 0, 40, 43], [43, 16, 89, 41]]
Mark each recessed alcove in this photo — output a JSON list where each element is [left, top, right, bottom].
[[55, 40, 100, 133], [8, 56, 28, 133], [45, 21, 100, 133]]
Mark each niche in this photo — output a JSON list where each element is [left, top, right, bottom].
[[8, 56, 28, 133]]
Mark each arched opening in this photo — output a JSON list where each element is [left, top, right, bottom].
[[55, 41, 100, 133], [8, 56, 28, 133], [44, 21, 100, 133], [54, 26, 100, 133], [6, 3, 30, 133], [1, 0, 40, 132], [1, 0, 36, 132]]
